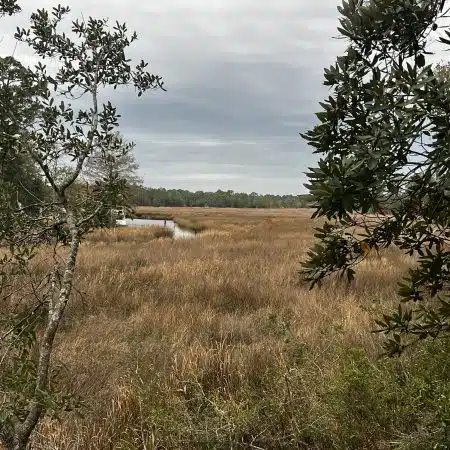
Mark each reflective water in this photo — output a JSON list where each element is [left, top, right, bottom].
[[122, 218, 195, 239]]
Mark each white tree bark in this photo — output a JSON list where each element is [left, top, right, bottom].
[[10, 215, 81, 449]]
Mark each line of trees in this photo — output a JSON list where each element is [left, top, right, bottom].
[[133, 186, 313, 208]]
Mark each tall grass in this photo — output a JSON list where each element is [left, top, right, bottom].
[[174, 218, 207, 233], [85, 226, 174, 244], [11, 208, 450, 449]]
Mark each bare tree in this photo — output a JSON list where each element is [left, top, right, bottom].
[[82, 131, 143, 186], [81, 132, 143, 221]]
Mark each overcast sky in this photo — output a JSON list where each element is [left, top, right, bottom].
[[1, 1, 348, 194]]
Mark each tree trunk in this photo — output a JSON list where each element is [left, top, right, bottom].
[[1, 223, 82, 450], [0, 426, 25, 450]]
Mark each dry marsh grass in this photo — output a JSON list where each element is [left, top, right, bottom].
[[174, 218, 207, 234], [6, 208, 450, 449], [85, 225, 174, 244]]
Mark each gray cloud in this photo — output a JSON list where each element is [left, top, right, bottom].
[[1, 0, 347, 194]]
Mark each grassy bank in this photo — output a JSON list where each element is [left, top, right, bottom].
[[85, 226, 174, 243], [174, 218, 207, 234], [128, 207, 208, 233], [132, 210, 174, 220], [12, 209, 450, 449]]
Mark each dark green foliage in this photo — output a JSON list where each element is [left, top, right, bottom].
[[0, 56, 47, 211], [0, 0, 20, 16], [134, 186, 313, 208], [0, 2, 164, 448], [301, 0, 450, 355]]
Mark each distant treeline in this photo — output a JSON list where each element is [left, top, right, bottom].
[[133, 187, 313, 208]]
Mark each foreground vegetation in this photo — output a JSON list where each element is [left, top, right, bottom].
[[302, 0, 450, 355], [3, 0, 450, 447], [15, 209, 449, 449]]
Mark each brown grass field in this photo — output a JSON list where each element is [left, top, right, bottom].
[[5, 207, 450, 449]]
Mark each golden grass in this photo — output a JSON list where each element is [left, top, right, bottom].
[[134, 206, 315, 221], [173, 218, 207, 233], [85, 225, 174, 244], [6, 208, 440, 449]]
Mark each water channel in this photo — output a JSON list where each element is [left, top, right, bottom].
[[119, 218, 195, 239]]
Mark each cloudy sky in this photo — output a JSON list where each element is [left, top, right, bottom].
[[1, 0, 347, 194]]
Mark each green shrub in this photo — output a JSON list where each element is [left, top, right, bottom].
[[325, 341, 450, 449]]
